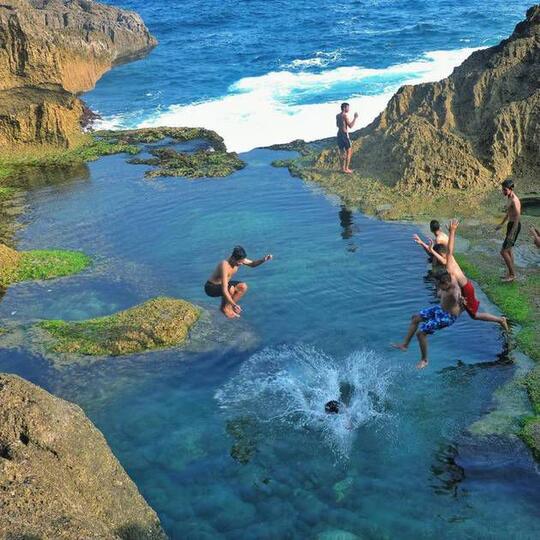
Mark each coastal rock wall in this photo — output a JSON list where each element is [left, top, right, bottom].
[[0, 373, 167, 539], [0, 0, 157, 148], [316, 4, 540, 192]]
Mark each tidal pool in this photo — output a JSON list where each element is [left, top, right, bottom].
[[0, 148, 539, 539]]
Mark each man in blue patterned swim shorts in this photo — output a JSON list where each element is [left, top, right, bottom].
[[392, 271, 463, 369]]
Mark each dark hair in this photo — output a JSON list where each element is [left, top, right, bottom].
[[340, 102, 349, 111], [231, 246, 247, 260], [436, 271, 452, 285], [433, 243, 447, 255], [325, 400, 340, 414], [501, 179, 514, 190], [429, 220, 440, 233]]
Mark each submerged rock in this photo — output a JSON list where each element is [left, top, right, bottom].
[[0, 373, 166, 539], [39, 297, 201, 356]]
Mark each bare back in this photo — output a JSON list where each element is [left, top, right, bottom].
[[336, 112, 348, 134]]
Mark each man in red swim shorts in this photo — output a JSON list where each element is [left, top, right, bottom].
[[429, 219, 508, 332]]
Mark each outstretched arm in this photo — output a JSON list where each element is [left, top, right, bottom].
[[245, 254, 273, 268], [413, 234, 432, 256], [428, 239, 447, 265], [447, 219, 458, 259]]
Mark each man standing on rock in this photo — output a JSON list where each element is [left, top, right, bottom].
[[204, 246, 272, 319], [336, 103, 358, 174], [496, 179, 521, 282]]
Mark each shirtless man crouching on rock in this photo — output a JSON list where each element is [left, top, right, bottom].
[[204, 246, 272, 318]]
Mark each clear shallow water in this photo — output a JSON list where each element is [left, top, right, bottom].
[[1, 149, 539, 538], [85, 0, 533, 149]]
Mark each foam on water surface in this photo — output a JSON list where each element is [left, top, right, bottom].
[[216, 345, 392, 458]]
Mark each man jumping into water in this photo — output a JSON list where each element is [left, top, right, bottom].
[[429, 220, 508, 332], [496, 179, 521, 282], [336, 102, 358, 174], [204, 246, 272, 318], [392, 271, 463, 369]]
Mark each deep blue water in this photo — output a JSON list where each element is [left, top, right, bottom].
[[85, 0, 534, 150], [0, 147, 539, 538]]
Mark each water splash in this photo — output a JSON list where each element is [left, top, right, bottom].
[[215, 345, 392, 458]]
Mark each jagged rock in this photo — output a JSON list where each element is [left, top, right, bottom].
[[0, 373, 166, 539], [0, 0, 156, 147], [315, 5, 540, 192]]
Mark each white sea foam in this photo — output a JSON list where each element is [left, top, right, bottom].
[[282, 50, 344, 69], [215, 345, 392, 458], [94, 48, 481, 152]]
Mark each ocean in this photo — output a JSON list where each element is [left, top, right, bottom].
[[86, 0, 533, 150]]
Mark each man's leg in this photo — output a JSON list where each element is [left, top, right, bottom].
[[500, 248, 516, 280], [340, 149, 347, 172], [231, 282, 248, 303], [416, 331, 429, 369], [392, 314, 422, 351], [474, 312, 509, 331], [346, 148, 353, 172]]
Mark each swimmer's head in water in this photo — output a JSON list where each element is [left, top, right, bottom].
[[430, 219, 441, 233], [325, 400, 340, 414], [231, 246, 247, 264], [340, 102, 350, 112]]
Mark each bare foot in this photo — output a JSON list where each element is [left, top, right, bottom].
[[501, 275, 515, 282], [392, 343, 408, 352], [416, 359, 428, 369], [346, 168, 353, 173], [500, 317, 509, 332], [344, 169, 353, 174], [221, 305, 240, 319]]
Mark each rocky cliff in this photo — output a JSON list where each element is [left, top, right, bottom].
[[0, 0, 157, 148], [315, 4, 540, 192], [0, 373, 167, 539]]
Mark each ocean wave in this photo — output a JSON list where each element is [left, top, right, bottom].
[[282, 50, 344, 69], [97, 47, 480, 152], [215, 345, 392, 458]]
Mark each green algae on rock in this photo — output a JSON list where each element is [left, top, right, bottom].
[[95, 126, 227, 151], [130, 146, 245, 178], [0, 373, 166, 539], [40, 297, 201, 356], [0, 244, 90, 287]]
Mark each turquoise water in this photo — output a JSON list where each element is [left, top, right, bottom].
[[1, 148, 539, 538]]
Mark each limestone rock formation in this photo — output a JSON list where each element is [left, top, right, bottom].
[[315, 4, 540, 192], [0, 0, 157, 147], [0, 373, 166, 539]]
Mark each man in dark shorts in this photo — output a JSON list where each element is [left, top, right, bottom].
[[204, 246, 272, 319], [336, 102, 358, 174], [496, 179, 521, 282]]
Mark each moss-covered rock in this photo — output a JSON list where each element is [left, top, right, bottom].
[[521, 417, 540, 461], [95, 126, 227, 151], [0, 245, 90, 287], [130, 146, 245, 178], [39, 297, 201, 356]]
